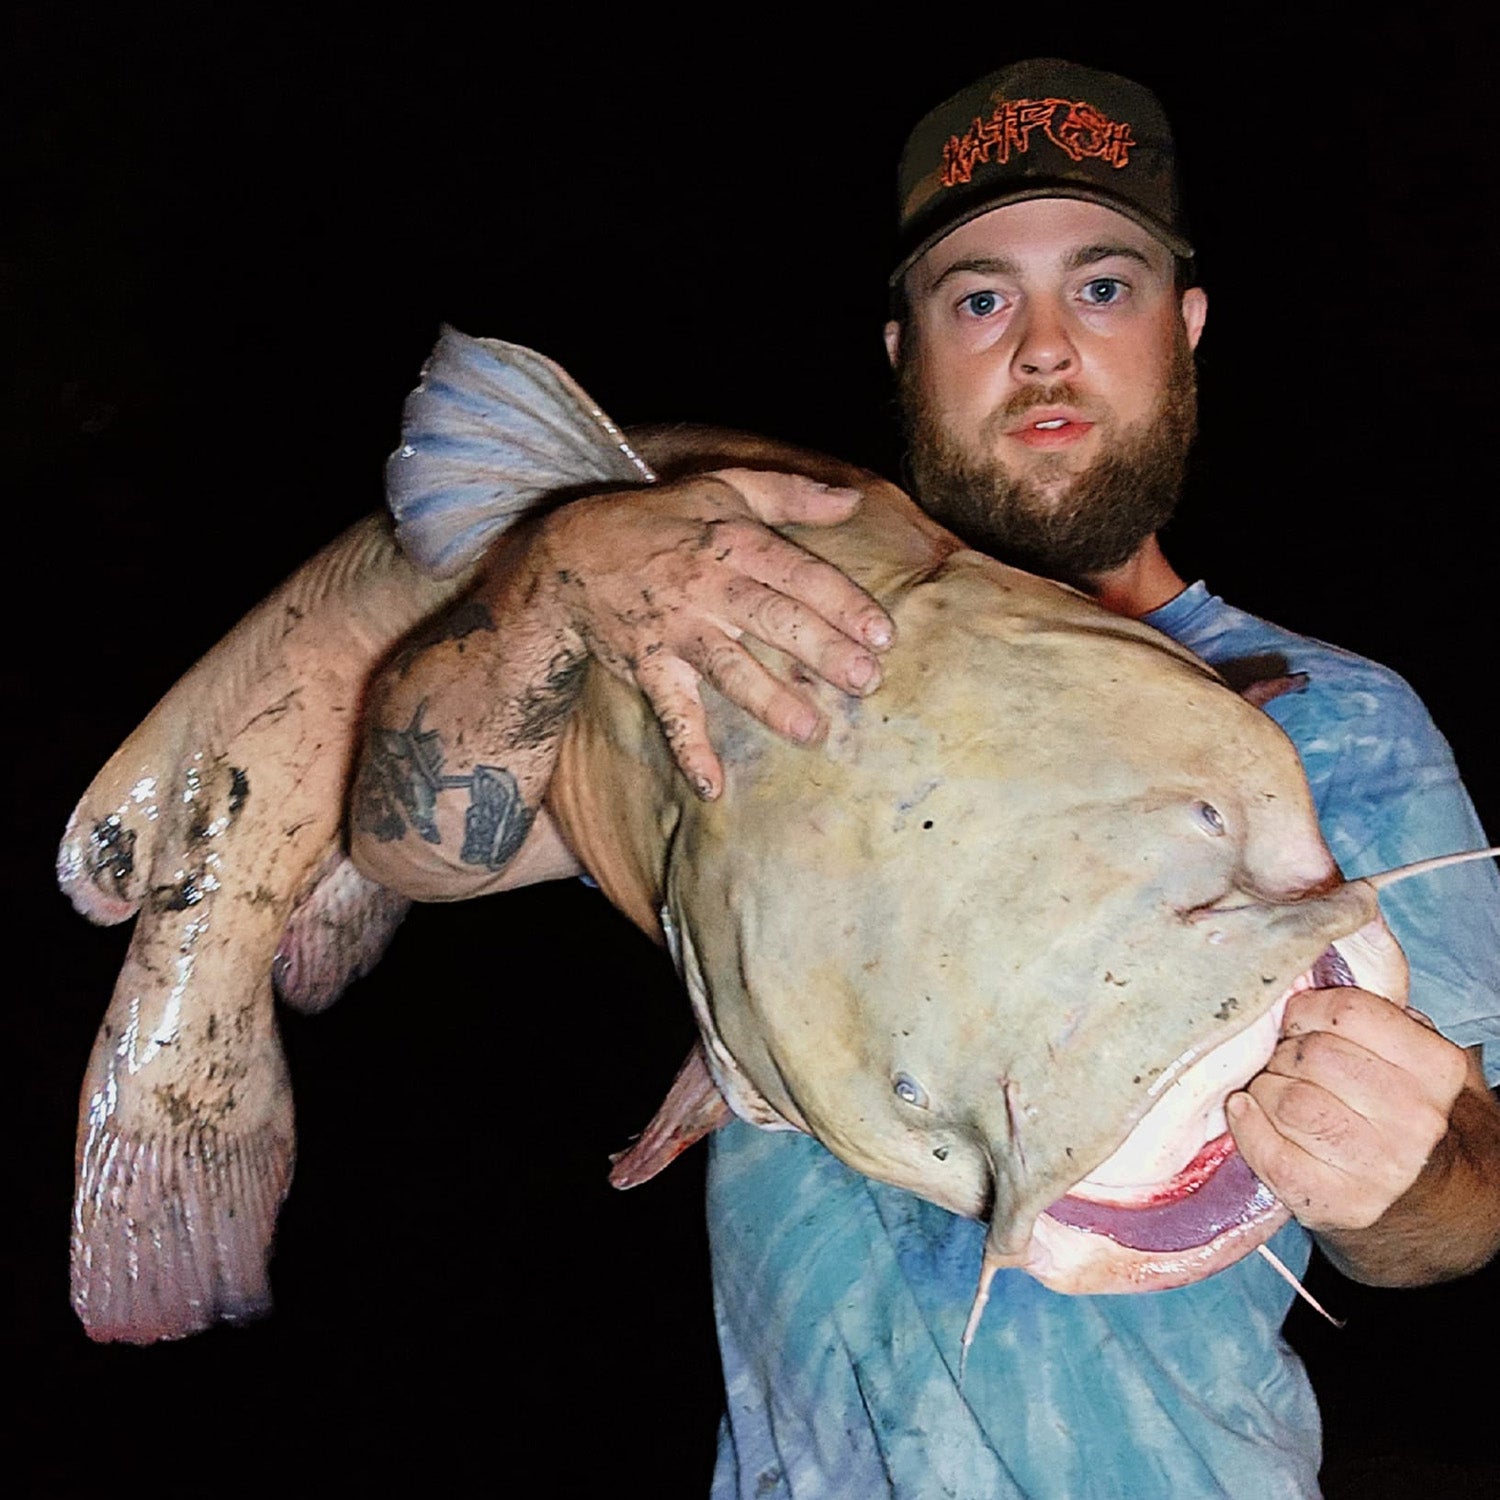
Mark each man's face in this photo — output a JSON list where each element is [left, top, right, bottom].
[[887, 199, 1208, 588]]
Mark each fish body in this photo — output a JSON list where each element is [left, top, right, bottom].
[[60, 330, 1409, 1340]]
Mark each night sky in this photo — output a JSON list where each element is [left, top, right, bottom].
[[10, 9, 1500, 1495]]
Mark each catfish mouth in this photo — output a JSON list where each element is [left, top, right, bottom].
[[1045, 1131, 1280, 1254], [1021, 945, 1358, 1291]]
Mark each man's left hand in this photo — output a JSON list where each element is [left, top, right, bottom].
[[1226, 987, 1468, 1231]]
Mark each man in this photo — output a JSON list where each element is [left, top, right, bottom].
[[351, 60, 1500, 1496]]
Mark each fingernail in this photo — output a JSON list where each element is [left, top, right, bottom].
[[846, 655, 879, 693], [863, 616, 893, 649], [810, 480, 860, 498], [693, 774, 717, 800], [791, 708, 822, 743], [1226, 1093, 1249, 1119]]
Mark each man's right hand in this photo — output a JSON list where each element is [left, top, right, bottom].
[[534, 468, 895, 799]]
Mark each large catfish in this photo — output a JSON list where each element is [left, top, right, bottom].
[[58, 331, 1465, 1346]]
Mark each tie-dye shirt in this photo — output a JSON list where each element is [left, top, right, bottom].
[[708, 582, 1500, 1499]]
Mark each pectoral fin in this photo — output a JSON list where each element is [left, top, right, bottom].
[[608, 1043, 733, 1189]]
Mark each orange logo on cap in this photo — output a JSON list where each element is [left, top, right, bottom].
[[940, 98, 1136, 187]]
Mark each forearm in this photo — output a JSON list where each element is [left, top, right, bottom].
[[350, 518, 585, 900], [1315, 1049, 1500, 1285]]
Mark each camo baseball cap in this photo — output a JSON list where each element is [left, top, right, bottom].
[[893, 58, 1192, 282]]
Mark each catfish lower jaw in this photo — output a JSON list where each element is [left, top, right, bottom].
[[1047, 1136, 1279, 1253], [1024, 1190, 1292, 1294], [1026, 1121, 1289, 1293], [1008, 940, 1370, 1294]]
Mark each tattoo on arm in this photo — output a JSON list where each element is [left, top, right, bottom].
[[458, 765, 531, 869], [353, 701, 534, 870]]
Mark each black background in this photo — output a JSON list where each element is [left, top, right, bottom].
[[9, 8, 1500, 1495]]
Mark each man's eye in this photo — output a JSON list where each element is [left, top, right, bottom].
[[1081, 277, 1125, 306], [960, 290, 1003, 318]]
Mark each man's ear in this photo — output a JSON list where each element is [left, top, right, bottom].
[[1181, 287, 1208, 351], [883, 320, 902, 368]]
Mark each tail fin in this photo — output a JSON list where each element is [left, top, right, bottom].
[[73, 1101, 293, 1343], [72, 944, 295, 1344], [386, 327, 656, 577]]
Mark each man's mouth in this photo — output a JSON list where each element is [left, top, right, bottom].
[[1006, 409, 1095, 450]]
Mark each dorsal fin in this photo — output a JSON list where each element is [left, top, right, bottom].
[[386, 327, 655, 577]]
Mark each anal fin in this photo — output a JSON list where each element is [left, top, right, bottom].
[[273, 853, 411, 1014]]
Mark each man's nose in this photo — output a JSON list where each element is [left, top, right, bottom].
[[1010, 301, 1077, 379]]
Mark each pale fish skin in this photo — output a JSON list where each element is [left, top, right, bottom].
[[58, 331, 1407, 1343], [539, 450, 1397, 1297], [59, 518, 465, 1341], [58, 331, 648, 1345]]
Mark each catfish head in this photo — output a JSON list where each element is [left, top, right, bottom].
[[667, 551, 1384, 1283], [550, 491, 1392, 1310]]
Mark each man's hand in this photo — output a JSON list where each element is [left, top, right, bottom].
[[1228, 987, 1500, 1283], [537, 467, 895, 799], [1227, 988, 1465, 1229]]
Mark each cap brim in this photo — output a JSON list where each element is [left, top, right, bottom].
[[891, 183, 1194, 285]]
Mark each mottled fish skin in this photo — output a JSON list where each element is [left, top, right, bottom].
[[381, 335, 1389, 1297], [58, 328, 653, 1345], [544, 475, 1382, 1281], [53, 330, 1404, 1343], [60, 516, 463, 1342]]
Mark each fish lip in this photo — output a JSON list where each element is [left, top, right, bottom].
[[1062, 1129, 1240, 1215], [1026, 1188, 1292, 1293], [1041, 1134, 1281, 1253]]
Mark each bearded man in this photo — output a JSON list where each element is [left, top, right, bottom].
[[351, 60, 1500, 1497]]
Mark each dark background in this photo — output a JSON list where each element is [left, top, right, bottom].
[[9, 8, 1499, 1495]]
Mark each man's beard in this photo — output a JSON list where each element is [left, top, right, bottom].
[[898, 331, 1198, 591]]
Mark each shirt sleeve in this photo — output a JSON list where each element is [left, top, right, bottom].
[[1266, 665, 1500, 1083]]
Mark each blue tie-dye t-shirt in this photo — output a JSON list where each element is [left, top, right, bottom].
[[707, 582, 1500, 1500]]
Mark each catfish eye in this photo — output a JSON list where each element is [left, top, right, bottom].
[[1194, 801, 1226, 836], [893, 1072, 929, 1109]]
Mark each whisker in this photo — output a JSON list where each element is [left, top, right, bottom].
[[960, 1259, 1001, 1383], [1257, 1243, 1345, 1327]]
